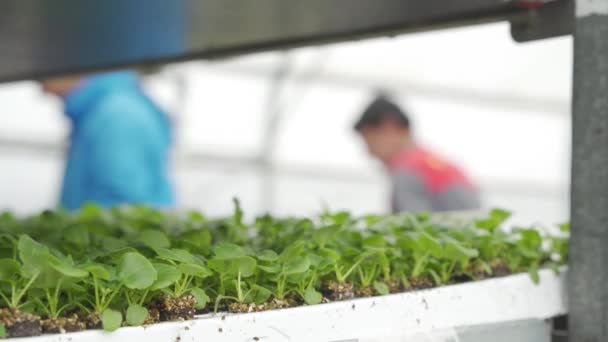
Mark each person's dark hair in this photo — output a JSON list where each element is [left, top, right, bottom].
[[354, 95, 410, 132]]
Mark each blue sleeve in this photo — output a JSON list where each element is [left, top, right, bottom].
[[85, 110, 156, 207]]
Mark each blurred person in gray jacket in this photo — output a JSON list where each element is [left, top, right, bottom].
[[354, 95, 480, 213]]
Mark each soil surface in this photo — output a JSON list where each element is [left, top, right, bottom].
[[227, 297, 299, 313], [155, 295, 197, 321], [0, 308, 42, 338], [408, 277, 434, 290], [144, 307, 161, 325], [490, 259, 510, 277], [468, 263, 490, 280], [84, 312, 102, 329], [41, 314, 86, 334], [322, 281, 355, 301], [354, 286, 374, 297], [387, 279, 404, 293], [451, 273, 474, 283]]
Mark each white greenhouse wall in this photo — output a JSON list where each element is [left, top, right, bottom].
[[0, 23, 571, 224]]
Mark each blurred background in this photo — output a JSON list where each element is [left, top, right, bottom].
[[0, 22, 571, 223]]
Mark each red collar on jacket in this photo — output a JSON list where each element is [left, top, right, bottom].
[[386, 145, 474, 193]]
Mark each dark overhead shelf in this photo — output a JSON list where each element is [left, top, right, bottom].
[[0, 0, 572, 82]]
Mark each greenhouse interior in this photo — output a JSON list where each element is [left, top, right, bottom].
[[0, 0, 605, 341]]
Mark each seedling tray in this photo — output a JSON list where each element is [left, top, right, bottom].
[[11, 269, 566, 342]]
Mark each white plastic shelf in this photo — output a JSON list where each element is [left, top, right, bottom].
[[11, 269, 567, 342]]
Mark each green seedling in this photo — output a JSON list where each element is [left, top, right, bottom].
[[208, 243, 258, 311], [434, 236, 479, 285], [397, 231, 443, 282], [0, 258, 37, 309], [18, 235, 88, 318], [0, 204, 568, 337], [102, 308, 122, 332]]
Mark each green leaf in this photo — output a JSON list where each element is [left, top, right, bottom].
[[312, 225, 341, 248], [319, 247, 340, 262], [117, 252, 157, 289], [150, 263, 181, 290], [126, 304, 148, 326], [303, 286, 323, 305], [48, 256, 88, 278], [476, 209, 511, 231], [490, 208, 511, 222], [207, 258, 227, 274], [230, 257, 257, 277], [0, 322, 5, 338], [178, 230, 211, 250], [316, 257, 335, 275], [65, 226, 90, 247], [257, 250, 279, 262], [99, 236, 128, 252], [253, 285, 272, 304], [258, 263, 281, 274], [519, 246, 540, 259], [232, 198, 244, 225], [419, 232, 443, 258], [17, 235, 50, 277], [79, 203, 103, 217], [191, 287, 209, 309], [279, 241, 305, 263], [213, 243, 247, 260], [138, 230, 171, 249], [83, 264, 111, 280], [363, 234, 386, 248], [529, 266, 540, 284], [178, 263, 213, 279], [282, 256, 310, 275], [558, 223, 570, 232], [397, 235, 419, 251], [520, 229, 542, 247], [154, 248, 196, 264], [427, 269, 441, 286], [373, 281, 390, 295], [105, 247, 139, 264], [102, 309, 122, 332], [479, 261, 493, 276], [444, 242, 478, 262], [0, 259, 20, 282], [322, 211, 351, 225]]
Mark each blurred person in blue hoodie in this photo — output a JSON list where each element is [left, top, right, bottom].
[[40, 70, 174, 210]]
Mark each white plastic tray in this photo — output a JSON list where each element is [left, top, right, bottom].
[[11, 269, 567, 342]]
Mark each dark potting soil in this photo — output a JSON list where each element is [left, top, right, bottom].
[[227, 302, 251, 313], [41, 314, 86, 334], [227, 297, 299, 313], [408, 277, 434, 290], [155, 295, 197, 321], [84, 312, 102, 329], [322, 281, 355, 301], [451, 273, 474, 283], [144, 307, 161, 325], [467, 263, 491, 280], [354, 286, 375, 297], [387, 279, 404, 294], [0, 308, 42, 338], [490, 259, 511, 277]]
